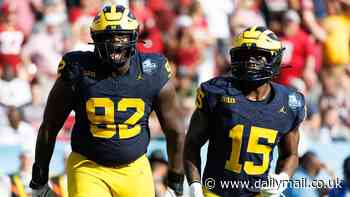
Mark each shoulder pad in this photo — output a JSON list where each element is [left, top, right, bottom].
[[196, 76, 232, 112], [61, 51, 93, 65], [57, 51, 94, 83], [201, 76, 232, 95]]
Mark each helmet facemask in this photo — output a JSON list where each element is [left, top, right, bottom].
[[92, 31, 138, 69], [90, 4, 140, 69], [230, 47, 283, 82]]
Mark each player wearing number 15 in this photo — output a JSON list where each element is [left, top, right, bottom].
[[29, 4, 185, 197], [184, 26, 306, 197]]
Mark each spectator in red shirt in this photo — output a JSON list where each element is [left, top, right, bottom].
[[147, 0, 176, 35], [173, 16, 201, 74], [137, 22, 164, 53], [175, 28, 200, 72], [0, 2, 24, 74], [131, 0, 164, 53], [276, 10, 317, 87], [130, 0, 154, 24], [147, 0, 168, 14]]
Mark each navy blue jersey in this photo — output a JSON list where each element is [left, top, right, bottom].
[[196, 76, 306, 196], [57, 51, 171, 166]]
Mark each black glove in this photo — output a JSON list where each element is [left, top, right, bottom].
[[29, 163, 49, 190], [166, 171, 184, 196]]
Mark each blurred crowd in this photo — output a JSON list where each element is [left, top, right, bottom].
[[0, 0, 349, 196]]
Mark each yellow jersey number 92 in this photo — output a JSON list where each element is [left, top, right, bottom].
[[86, 98, 145, 139]]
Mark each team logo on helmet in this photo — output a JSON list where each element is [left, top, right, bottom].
[[90, 4, 139, 69], [230, 26, 284, 81]]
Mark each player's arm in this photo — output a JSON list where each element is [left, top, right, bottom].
[[260, 128, 300, 197], [154, 80, 186, 196], [277, 94, 305, 177], [184, 109, 209, 184], [184, 86, 210, 197], [261, 93, 305, 197], [260, 127, 300, 197], [30, 77, 74, 190], [276, 127, 300, 177]]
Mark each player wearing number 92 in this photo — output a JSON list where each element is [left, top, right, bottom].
[[29, 4, 185, 197], [184, 26, 306, 197]]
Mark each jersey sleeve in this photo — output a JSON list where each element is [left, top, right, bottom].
[[289, 92, 307, 131], [57, 52, 81, 84]]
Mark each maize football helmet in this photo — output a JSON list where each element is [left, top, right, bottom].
[[90, 4, 139, 68], [230, 26, 284, 82]]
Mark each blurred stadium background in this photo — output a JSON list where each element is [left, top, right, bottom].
[[0, 0, 349, 196]]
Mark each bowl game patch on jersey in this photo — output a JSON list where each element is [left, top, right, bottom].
[[142, 59, 158, 75]]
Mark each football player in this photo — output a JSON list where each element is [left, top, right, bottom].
[[29, 4, 185, 197], [184, 26, 306, 197]]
